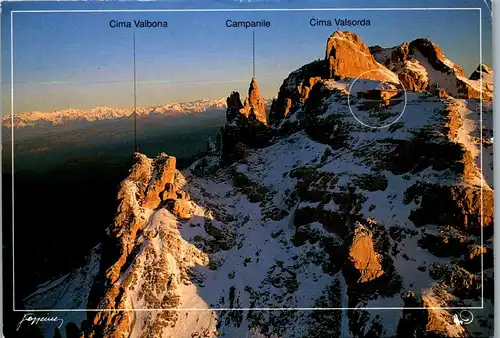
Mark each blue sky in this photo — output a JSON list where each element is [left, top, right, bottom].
[[1, 0, 493, 113]]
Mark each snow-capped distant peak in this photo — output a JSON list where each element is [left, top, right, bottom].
[[3, 98, 230, 129]]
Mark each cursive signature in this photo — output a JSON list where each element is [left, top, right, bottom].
[[16, 313, 64, 331]]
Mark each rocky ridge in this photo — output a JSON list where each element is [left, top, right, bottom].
[[325, 31, 400, 83], [221, 77, 273, 163], [369, 39, 493, 102], [270, 31, 400, 123], [86, 152, 213, 338]]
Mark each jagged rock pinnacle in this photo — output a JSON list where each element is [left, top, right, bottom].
[[226, 91, 244, 122], [469, 63, 493, 80], [244, 77, 267, 125], [249, 77, 259, 98], [221, 77, 271, 163], [225, 77, 267, 125]]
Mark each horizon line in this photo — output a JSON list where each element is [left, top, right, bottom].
[[5, 95, 278, 116]]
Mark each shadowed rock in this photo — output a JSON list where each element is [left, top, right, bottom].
[[270, 30, 399, 125], [469, 63, 493, 80]]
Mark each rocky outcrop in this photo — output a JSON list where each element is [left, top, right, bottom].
[[86, 152, 201, 338], [270, 31, 399, 125], [466, 244, 487, 261], [226, 77, 267, 126], [406, 183, 494, 233], [290, 164, 402, 309], [325, 31, 398, 83], [221, 77, 272, 163], [143, 154, 177, 209], [389, 42, 409, 64], [103, 153, 152, 286], [402, 289, 471, 337], [376, 100, 478, 181], [456, 77, 483, 100], [270, 60, 327, 123], [417, 225, 471, 258], [373, 39, 463, 75], [457, 63, 493, 102], [165, 198, 193, 219], [370, 38, 493, 101], [422, 287, 468, 337], [161, 182, 178, 201], [397, 286, 470, 338], [464, 244, 492, 272], [469, 63, 493, 80], [226, 91, 244, 121], [397, 63, 429, 92], [410, 38, 465, 76], [297, 76, 322, 104], [385, 134, 475, 179], [345, 222, 384, 283], [241, 77, 267, 124]]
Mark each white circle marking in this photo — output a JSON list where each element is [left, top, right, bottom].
[[347, 69, 408, 129]]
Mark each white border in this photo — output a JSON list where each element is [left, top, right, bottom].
[[9, 7, 485, 312]]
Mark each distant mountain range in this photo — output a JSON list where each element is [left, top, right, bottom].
[[4, 98, 230, 129]]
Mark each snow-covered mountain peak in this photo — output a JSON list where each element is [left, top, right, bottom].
[[369, 38, 493, 102]]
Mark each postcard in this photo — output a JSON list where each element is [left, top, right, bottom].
[[1, 1, 494, 337]]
